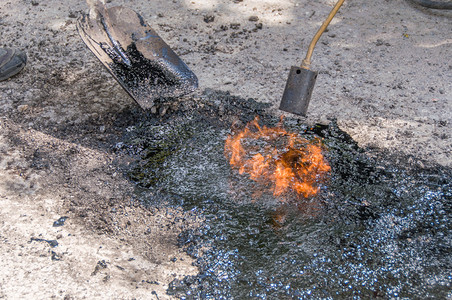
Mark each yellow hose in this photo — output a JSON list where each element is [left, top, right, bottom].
[[301, 0, 345, 69]]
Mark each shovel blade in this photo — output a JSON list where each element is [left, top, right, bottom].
[[77, 5, 198, 109], [279, 66, 317, 116]]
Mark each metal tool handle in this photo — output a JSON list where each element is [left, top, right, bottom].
[[301, 0, 345, 69]]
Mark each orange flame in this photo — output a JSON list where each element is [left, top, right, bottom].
[[224, 117, 331, 198]]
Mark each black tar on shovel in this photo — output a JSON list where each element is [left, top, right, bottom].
[[77, 0, 198, 110], [280, 0, 345, 116]]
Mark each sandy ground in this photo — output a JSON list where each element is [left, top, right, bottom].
[[0, 0, 451, 299]]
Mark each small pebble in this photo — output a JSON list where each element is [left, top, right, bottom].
[[159, 106, 168, 116], [249, 16, 259, 22], [53, 216, 68, 227], [51, 251, 61, 261], [17, 104, 28, 112], [203, 14, 215, 23], [318, 116, 330, 126], [375, 39, 384, 46]]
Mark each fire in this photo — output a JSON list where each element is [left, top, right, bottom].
[[224, 117, 331, 199]]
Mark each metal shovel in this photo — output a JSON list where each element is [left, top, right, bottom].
[[77, 1, 198, 110], [279, 0, 345, 116]]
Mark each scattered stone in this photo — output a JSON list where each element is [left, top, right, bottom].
[[92, 260, 108, 276], [68, 11, 77, 18], [248, 16, 259, 22], [159, 106, 168, 117], [17, 104, 28, 112], [53, 216, 68, 227], [51, 251, 62, 261], [375, 39, 384, 46], [230, 23, 241, 30], [318, 115, 330, 126], [30, 237, 58, 248], [255, 23, 263, 30], [116, 265, 125, 270], [168, 279, 186, 294], [203, 14, 215, 23], [438, 120, 447, 127]]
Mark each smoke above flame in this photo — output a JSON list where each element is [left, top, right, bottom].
[[224, 117, 331, 198]]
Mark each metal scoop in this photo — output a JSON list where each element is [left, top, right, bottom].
[[77, 1, 198, 109], [279, 0, 345, 116]]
